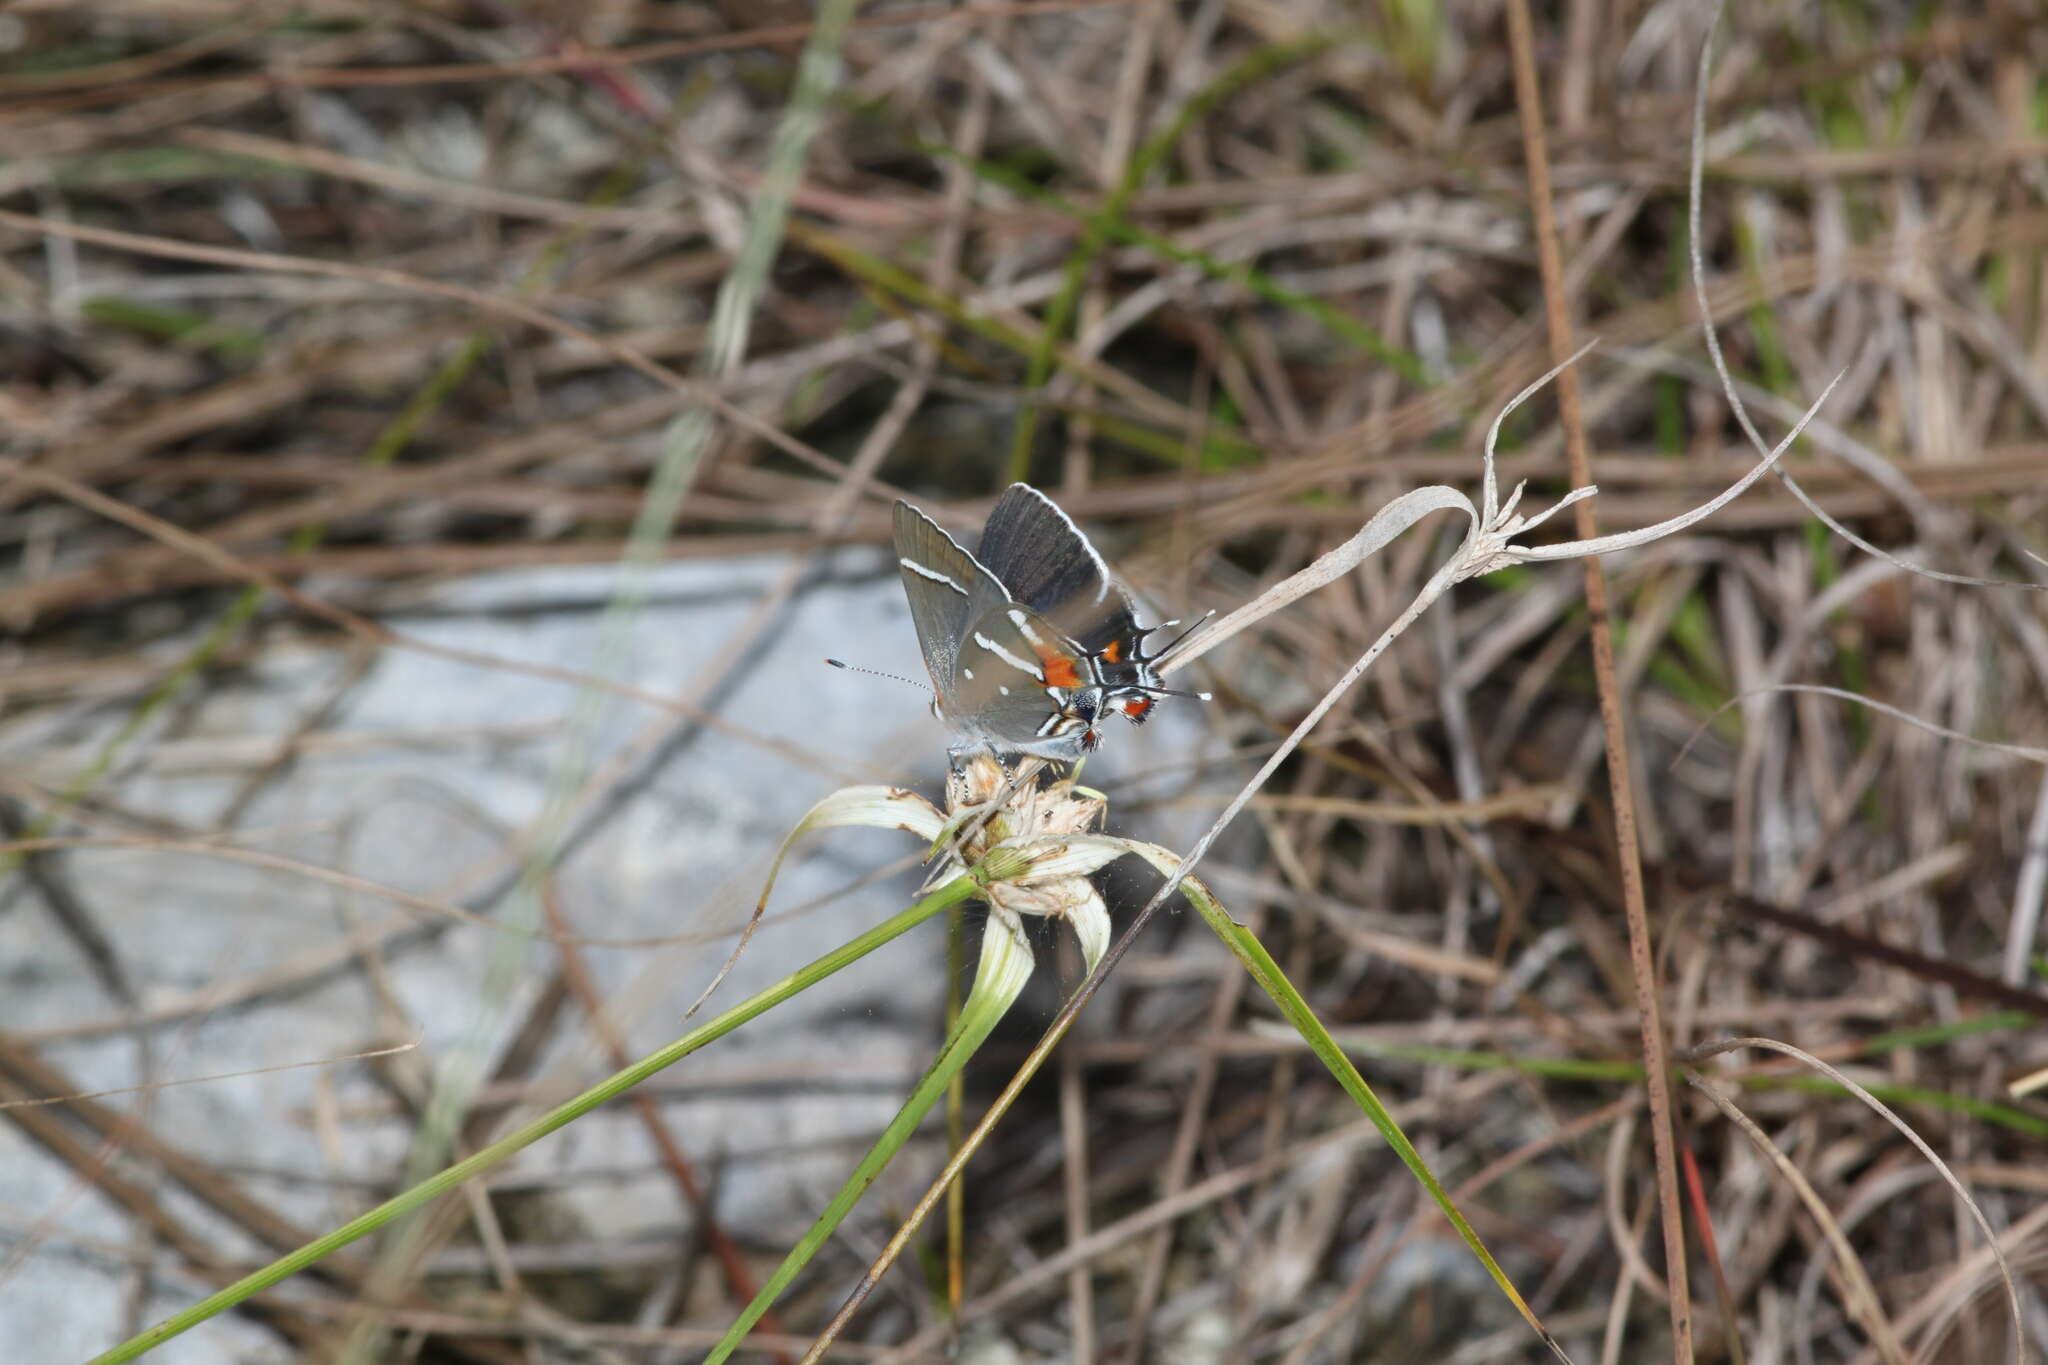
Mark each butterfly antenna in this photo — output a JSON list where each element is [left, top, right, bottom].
[[825, 658, 933, 698]]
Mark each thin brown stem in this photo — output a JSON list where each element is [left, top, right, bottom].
[[1502, 2, 1694, 1360]]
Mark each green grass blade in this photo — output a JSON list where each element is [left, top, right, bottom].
[[705, 908, 1035, 1363], [1861, 1009, 2037, 1054], [79, 296, 265, 360], [1749, 1074, 2048, 1139], [1099, 838, 1560, 1354], [1181, 881, 1567, 1360], [85, 874, 980, 1365], [1319, 1020, 2048, 1138]]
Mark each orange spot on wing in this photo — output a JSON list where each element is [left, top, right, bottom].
[[1039, 650, 1084, 688], [1100, 639, 1122, 663], [1120, 696, 1153, 720]]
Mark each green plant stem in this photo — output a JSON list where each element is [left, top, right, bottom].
[[794, 850, 1557, 1364], [944, 902, 967, 1313], [86, 875, 980, 1365]]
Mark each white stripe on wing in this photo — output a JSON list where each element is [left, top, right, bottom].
[[899, 558, 970, 595], [1007, 609, 1046, 643], [972, 631, 1044, 680]]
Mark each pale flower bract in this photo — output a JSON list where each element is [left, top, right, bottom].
[[932, 755, 1117, 975]]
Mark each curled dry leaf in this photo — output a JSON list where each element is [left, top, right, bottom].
[[1127, 342, 1848, 976], [1684, 1035, 2025, 1363], [686, 783, 953, 1018]]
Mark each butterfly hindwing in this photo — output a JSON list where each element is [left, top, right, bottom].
[[892, 500, 1011, 698], [974, 483, 1144, 658], [892, 486, 1174, 759], [951, 601, 1099, 749]]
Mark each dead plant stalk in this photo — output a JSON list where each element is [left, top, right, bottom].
[[1504, 2, 1694, 1359]]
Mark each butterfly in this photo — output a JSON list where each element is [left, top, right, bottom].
[[893, 484, 1200, 761]]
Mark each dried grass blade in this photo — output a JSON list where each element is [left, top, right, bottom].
[[1683, 1036, 2026, 1363], [1680, 1067, 1910, 1364]]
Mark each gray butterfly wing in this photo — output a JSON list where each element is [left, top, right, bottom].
[[974, 483, 1142, 656], [894, 498, 1099, 755], [949, 600, 1101, 755], [892, 499, 1011, 700], [975, 484, 1111, 617]]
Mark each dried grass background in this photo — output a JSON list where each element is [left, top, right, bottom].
[[3, 1, 2048, 1362]]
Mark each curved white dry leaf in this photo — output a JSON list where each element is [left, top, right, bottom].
[[1165, 339, 1840, 678], [798, 785, 950, 843], [973, 906, 1037, 1005], [688, 784, 945, 1018], [999, 834, 1140, 881], [1681, 1067, 1911, 1365], [1162, 485, 1475, 675], [1066, 888, 1110, 975], [1136, 339, 1839, 942], [758, 786, 948, 911], [1509, 368, 1844, 565], [1480, 339, 1603, 526]]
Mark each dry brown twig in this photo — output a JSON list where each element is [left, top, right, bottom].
[[1502, 1, 1691, 1356]]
